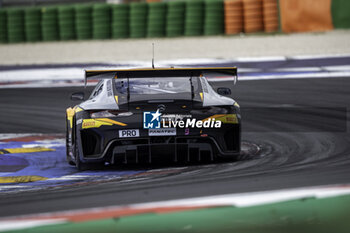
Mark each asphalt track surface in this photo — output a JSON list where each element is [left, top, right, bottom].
[[0, 77, 349, 217]]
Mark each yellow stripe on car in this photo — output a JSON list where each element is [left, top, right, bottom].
[[66, 107, 75, 128], [66, 106, 84, 128], [75, 107, 83, 113], [97, 118, 127, 126]]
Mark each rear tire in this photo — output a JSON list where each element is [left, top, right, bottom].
[[74, 138, 104, 170], [66, 118, 75, 166], [75, 142, 90, 171], [73, 117, 104, 170]]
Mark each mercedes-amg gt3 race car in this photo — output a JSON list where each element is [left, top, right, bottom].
[[66, 67, 241, 170]]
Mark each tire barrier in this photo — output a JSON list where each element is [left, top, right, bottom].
[[262, 0, 279, 32], [0, 0, 345, 43], [75, 4, 92, 40], [58, 5, 76, 41], [147, 2, 166, 38], [185, 0, 204, 36], [204, 0, 224, 35], [41, 6, 59, 41], [24, 7, 41, 42], [331, 0, 350, 29], [242, 0, 263, 33], [112, 3, 129, 39], [129, 2, 147, 38], [0, 9, 7, 43], [7, 8, 25, 43], [166, 1, 185, 37], [280, 0, 333, 33], [224, 0, 244, 34], [92, 4, 111, 39]]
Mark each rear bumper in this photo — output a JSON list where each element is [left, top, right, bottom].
[[77, 127, 241, 164]]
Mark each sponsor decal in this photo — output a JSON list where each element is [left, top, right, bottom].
[[119, 129, 140, 138], [213, 114, 239, 124], [149, 128, 176, 136], [161, 114, 192, 121], [143, 110, 162, 129], [82, 120, 96, 129], [82, 118, 127, 129]]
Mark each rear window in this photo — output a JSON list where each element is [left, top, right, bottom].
[[115, 77, 192, 95]]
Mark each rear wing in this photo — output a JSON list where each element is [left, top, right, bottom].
[[84, 67, 237, 86]]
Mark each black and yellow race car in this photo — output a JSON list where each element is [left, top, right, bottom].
[[66, 67, 241, 170]]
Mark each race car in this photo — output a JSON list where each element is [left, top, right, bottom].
[[66, 67, 241, 170]]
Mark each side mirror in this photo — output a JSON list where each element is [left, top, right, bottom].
[[217, 87, 231, 96], [71, 92, 85, 101]]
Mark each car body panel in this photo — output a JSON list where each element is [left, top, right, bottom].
[[66, 67, 241, 169]]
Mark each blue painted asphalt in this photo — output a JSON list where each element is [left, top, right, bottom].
[[0, 155, 28, 172], [0, 138, 147, 192]]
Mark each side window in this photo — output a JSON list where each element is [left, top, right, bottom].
[[95, 84, 104, 96], [89, 82, 104, 99]]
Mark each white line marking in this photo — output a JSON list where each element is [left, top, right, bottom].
[[0, 134, 37, 140], [289, 53, 350, 60], [133, 186, 350, 209], [234, 56, 287, 62], [0, 55, 349, 88], [119, 178, 148, 183], [0, 68, 84, 82], [0, 185, 28, 189], [274, 67, 322, 72], [0, 219, 66, 231], [274, 65, 350, 72], [239, 71, 350, 81], [149, 167, 188, 172], [48, 175, 91, 181], [22, 144, 64, 148], [323, 65, 350, 71]]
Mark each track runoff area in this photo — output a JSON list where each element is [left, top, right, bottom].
[[0, 54, 350, 232]]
